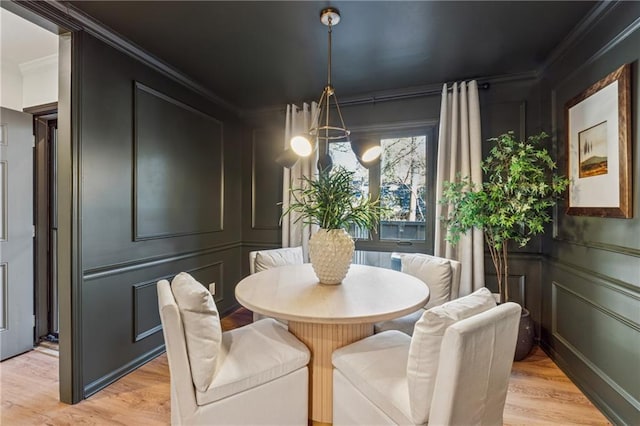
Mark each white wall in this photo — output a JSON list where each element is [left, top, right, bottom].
[[0, 8, 58, 112], [0, 59, 23, 111], [20, 54, 58, 108]]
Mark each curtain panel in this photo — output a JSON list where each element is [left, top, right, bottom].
[[281, 103, 318, 260], [434, 81, 484, 296]]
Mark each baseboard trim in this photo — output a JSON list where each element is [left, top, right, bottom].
[[539, 341, 637, 425], [83, 345, 166, 398]]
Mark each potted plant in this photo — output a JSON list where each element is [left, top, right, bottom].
[[440, 131, 569, 359], [283, 166, 383, 284]]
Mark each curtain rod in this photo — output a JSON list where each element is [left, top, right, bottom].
[[339, 82, 490, 107]]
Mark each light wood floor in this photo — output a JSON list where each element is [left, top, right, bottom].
[[1, 308, 610, 425]]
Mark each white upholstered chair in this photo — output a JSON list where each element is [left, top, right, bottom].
[[157, 272, 310, 425], [333, 287, 521, 426], [375, 253, 462, 335], [249, 246, 304, 274], [249, 246, 304, 322]]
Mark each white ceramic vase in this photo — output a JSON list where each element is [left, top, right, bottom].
[[309, 228, 355, 285]]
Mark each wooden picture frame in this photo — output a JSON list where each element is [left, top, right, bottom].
[[565, 63, 632, 218]]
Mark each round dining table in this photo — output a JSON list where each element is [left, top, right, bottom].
[[235, 263, 429, 425]]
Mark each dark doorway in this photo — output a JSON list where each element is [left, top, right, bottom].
[[27, 103, 59, 343]]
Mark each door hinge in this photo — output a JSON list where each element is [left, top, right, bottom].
[[32, 225, 36, 238], [32, 315, 36, 327]]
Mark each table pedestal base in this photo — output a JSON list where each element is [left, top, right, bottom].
[[288, 321, 374, 425]]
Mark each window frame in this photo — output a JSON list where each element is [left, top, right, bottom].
[[331, 121, 438, 255]]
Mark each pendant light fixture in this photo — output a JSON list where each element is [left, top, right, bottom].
[[284, 7, 382, 170]]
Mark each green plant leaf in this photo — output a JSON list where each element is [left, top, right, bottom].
[[282, 166, 385, 231], [439, 131, 569, 302]]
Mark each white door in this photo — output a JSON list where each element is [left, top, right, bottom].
[[0, 107, 34, 360]]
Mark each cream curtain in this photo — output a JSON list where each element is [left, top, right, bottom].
[[434, 81, 484, 296], [281, 103, 318, 260]]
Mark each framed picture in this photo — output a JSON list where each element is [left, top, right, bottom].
[[565, 63, 632, 218]]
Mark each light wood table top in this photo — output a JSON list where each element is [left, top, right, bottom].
[[235, 263, 430, 325], [235, 263, 430, 425]]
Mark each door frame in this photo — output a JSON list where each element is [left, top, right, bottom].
[[25, 104, 58, 342], [2, 0, 80, 404]]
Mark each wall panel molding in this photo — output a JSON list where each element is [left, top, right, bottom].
[[551, 256, 640, 295], [550, 279, 640, 419], [242, 241, 281, 249], [133, 82, 224, 241], [484, 272, 526, 305], [188, 261, 225, 304], [251, 127, 282, 230], [132, 260, 225, 343], [552, 279, 640, 334], [43, 1, 240, 115], [553, 236, 640, 258], [556, 13, 640, 88], [539, 340, 629, 426], [132, 280, 163, 342], [539, 1, 621, 75], [83, 241, 241, 281], [83, 345, 166, 398]]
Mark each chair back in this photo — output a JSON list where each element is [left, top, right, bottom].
[[428, 302, 521, 425], [249, 246, 304, 274], [157, 280, 198, 423], [395, 252, 462, 308]]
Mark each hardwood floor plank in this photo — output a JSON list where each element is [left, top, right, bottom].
[[1, 308, 610, 425]]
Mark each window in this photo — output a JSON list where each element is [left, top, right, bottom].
[[329, 124, 437, 257]]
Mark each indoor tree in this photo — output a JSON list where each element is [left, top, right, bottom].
[[440, 131, 569, 302]]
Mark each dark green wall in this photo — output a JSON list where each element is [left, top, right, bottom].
[[46, 4, 638, 419], [536, 2, 640, 424], [76, 31, 243, 397]]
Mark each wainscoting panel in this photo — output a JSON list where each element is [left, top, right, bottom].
[[132, 260, 225, 343], [82, 245, 240, 397], [132, 279, 162, 343], [483, 254, 542, 336], [552, 282, 639, 397], [133, 82, 224, 240], [484, 272, 526, 305], [545, 258, 640, 424]]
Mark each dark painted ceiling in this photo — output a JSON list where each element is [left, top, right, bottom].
[[69, 1, 596, 110]]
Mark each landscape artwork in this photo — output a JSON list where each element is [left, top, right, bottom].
[[578, 121, 608, 178], [565, 63, 632, 218]]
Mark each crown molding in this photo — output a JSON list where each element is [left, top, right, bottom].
[[19, 53, 58, 74], [538, 0, 620, 76], [39, 1, 241, 116]]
